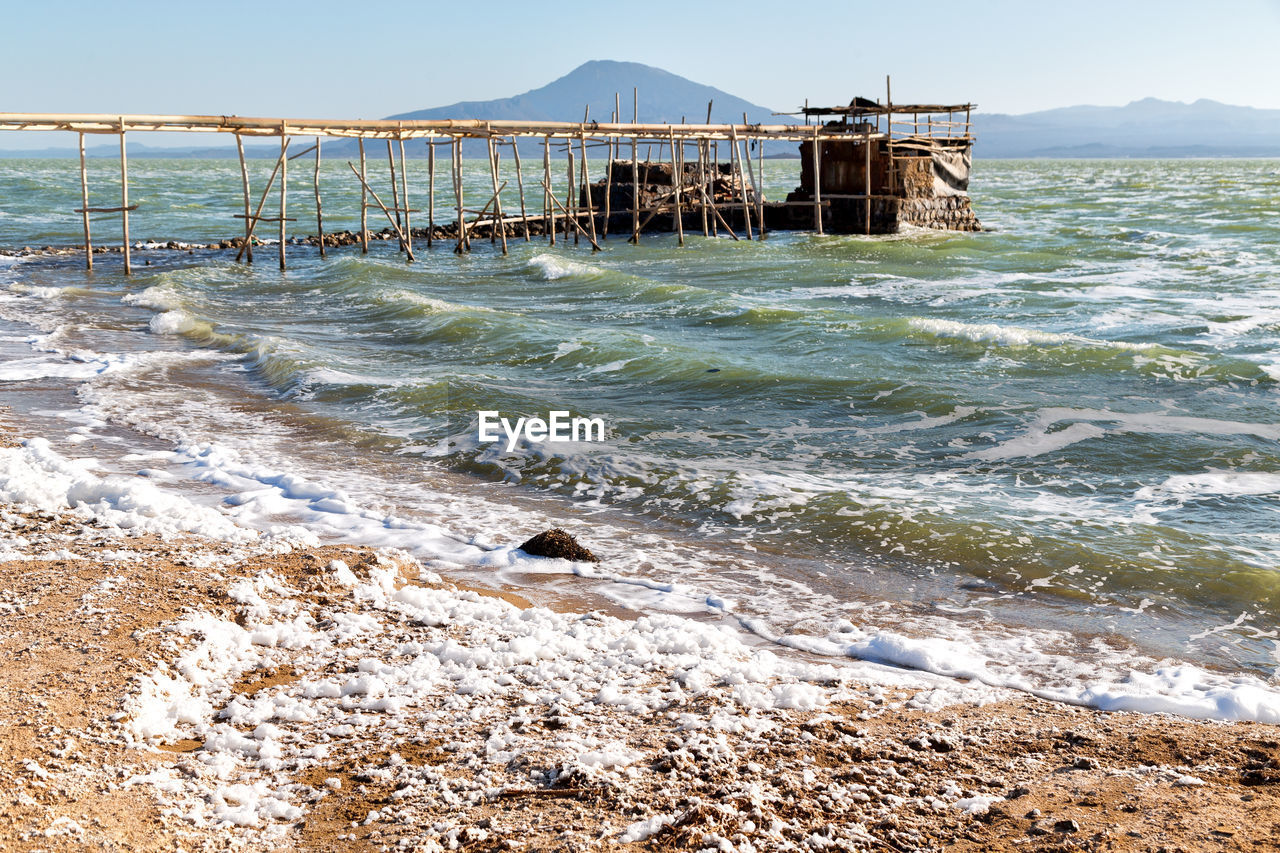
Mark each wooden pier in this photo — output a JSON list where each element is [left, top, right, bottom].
[[0, 87, 979, 272]]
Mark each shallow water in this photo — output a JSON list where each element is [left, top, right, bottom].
[[2, 156, 1279, 715]]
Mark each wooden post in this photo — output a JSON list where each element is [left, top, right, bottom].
[[279, 129, 288, 270], [488, 139, 508, 255], [811, 127, 823, 235], [235, 140, 289, 262], [346, 162, 412, 260], [453, 139, 467, 254], [757, 134, 765, 239], [579, 133, 597, 250], [669, 130, 683, 246], [885, 75, 894, 199], [357, 139, 368, 253], [236, 133, 253, 262], [427, 140, 435, 248], [544, 136, 554, 246], [701, 140, 711, 235], [730, 126, 752, 240], [603, 96, 619, 239], [566, 149, 576, 245], [78, 133, 92, 270], [864, 127, 872, 236], [399, 136, 412, 258], [710, 141, 719, 237], [510, 137, 530, 241], [387, 141, 403, 252], [119, 119, 130, 275], [630, 135, 640, 243], [313, 137, 326, 258]]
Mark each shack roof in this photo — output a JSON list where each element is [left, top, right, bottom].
[[794, 100, 975, 117]]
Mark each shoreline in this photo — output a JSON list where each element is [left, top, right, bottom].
[[3, 415, 1279, 851]]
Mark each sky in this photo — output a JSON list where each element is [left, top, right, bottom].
[[2, 0, 1279, 148]]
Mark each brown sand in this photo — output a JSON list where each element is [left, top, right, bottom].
[[1, 423, 1278, 851]]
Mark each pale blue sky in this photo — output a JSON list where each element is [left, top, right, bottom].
[[3, 0, 1278, 148]]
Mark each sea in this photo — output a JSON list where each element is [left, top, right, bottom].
[[2, 154, 1279, 720]]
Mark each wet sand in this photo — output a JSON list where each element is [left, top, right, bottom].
[[2, 417, 1279, 852]]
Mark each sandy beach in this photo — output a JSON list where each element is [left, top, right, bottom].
[[2, 415, 1278, 853]]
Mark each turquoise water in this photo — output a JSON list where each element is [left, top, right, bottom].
[[3, 156, 1280, 685]]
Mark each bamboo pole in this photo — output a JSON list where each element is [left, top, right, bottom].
[[743, 112, 764, 240], [460, 181, 506, 246], [566, 149, 576, 245], [669, 130, 683, 246], [811, 127, 823, 235], [579, 133, 597, 248], [697, 141, 709, 237], [488, 140, 508, 255], [510, 137, 530, 241], [387, 141, 403, 252], [752, 133, 762, 239], [399, 136, 412, 258], [279, 129, 288, 270], [603, 96, 618, 239], [346, 161, 412, 260], [78, 132, 92, 270], [358, 139, 368, 254], [730, 125, 752, 240], [427, 140, 435, 248], [865, 128, 872, 235], [453, 139, 467, 254], [630, 135, 640, 243], [544, 136, 554, 246], [235, 140, 288, 262], [885, 75, 894, 200], [485, 138, 498, 245], [313, 137, 326, 258], [236, 133, 252, 262], [710, 141, 719, 237], [541, 183, 600, 250], [119, 119, 130, 275]]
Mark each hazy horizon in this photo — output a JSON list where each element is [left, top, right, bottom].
[[2, 0, 1278, 151]]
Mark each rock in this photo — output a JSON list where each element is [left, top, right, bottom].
[[1008, 786, 1032, 799], [1054, 819, 1080, 833], [518, 529, 600, 562], [1072, 756, 1098, 770]]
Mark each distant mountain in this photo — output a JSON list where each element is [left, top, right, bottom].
[[389, 60, 777, 126], [0, 62, 780, 159], [7, 79, 1279, 161], [974, 98, 1280, 158]]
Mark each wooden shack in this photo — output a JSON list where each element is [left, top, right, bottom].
[[771, 97, 981, 235]]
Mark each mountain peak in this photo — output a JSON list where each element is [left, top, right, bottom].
[[389, 62, 777, 126]]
